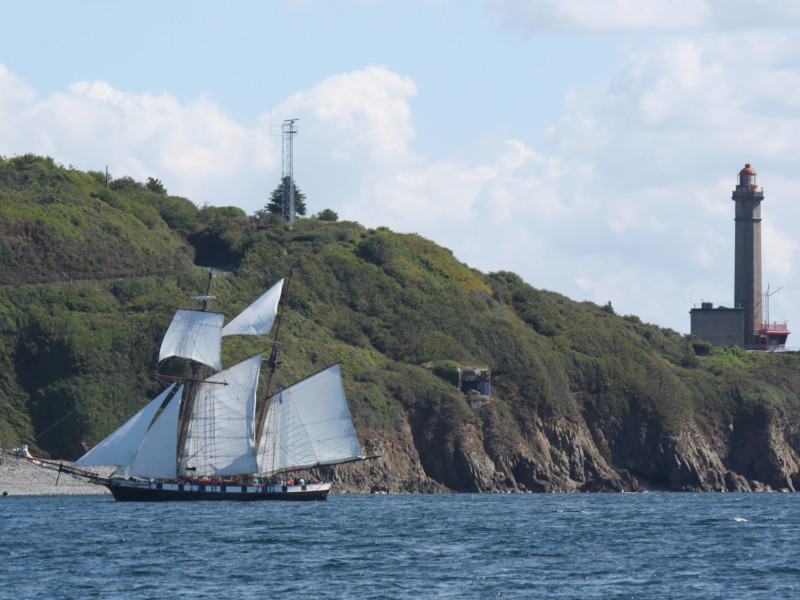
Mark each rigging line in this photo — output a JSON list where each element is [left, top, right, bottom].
[[32, 408, 79, 442], [255, 268, 294, 444], [271, 395, 279, 475]]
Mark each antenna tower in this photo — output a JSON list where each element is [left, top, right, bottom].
[[763, 283, 782, 328], [281, 119, 299, 225]]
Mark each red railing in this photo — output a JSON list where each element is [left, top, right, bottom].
[[757, 323, 789, 332]]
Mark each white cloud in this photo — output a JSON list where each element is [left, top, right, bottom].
[[279, 65, 418, 166], [0, 69, 277, 206], [763, 221, 799, 286], [5, 20, 800, 337], [486, 0, 800, 34], [0, 65, 39, 147], [525, 31, 800, 332]]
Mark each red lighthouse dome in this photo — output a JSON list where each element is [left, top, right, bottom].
[[739, 163, 757, 189]]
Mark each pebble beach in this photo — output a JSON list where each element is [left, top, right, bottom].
[[0, 451, 111, 497]]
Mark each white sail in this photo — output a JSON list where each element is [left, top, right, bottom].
[[73, 383, 176, 468], [222, 278, 284, 337], [180, 354, 261, 477], [125, 384, 183, 479], [159, 309, 224, 370], [258, 364, 364, 476]]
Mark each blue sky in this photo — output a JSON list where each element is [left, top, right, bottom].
[[3, 0, 800, 336], [1, 1, 621, 152]]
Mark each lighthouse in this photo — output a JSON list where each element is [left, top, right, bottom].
[[732, 163, 763, 346], [690, 163, 789, 349]]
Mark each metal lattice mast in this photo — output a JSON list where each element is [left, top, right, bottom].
[[281, 119, 299, 225]]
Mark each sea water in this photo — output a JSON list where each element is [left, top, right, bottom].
[[1, 492, 799, 599]]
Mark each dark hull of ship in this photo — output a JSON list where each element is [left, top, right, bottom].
[[105, 479, 330, 502]]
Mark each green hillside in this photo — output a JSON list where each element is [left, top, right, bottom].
[[3, 154, 800, 492]]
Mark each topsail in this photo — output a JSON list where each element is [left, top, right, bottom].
[[222, 278, 284, 337], [159, 309, 224, 370]]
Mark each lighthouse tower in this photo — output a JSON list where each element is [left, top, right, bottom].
[[732, 163, 763, 346], [691, 163, 788, 350]]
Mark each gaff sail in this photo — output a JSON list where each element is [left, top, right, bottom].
[[258, 364, 364, 476]]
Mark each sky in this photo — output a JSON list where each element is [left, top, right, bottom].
[[2, 0, 800, 336]]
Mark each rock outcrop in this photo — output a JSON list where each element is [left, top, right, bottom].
[[331, 397, 800, 494]]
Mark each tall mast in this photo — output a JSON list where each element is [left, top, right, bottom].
[[254, 269, 294, 445], [175, 270, 214, 477]]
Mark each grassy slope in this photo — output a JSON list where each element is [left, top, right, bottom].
[[2, 155, 800, 466]]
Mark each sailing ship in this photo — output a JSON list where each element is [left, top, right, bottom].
[[57, 274, 366, 501]]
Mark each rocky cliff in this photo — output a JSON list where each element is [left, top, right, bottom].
[[330, 399, 800, 493]]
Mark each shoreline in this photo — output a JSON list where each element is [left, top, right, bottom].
[[0, 452, 111, 497]]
